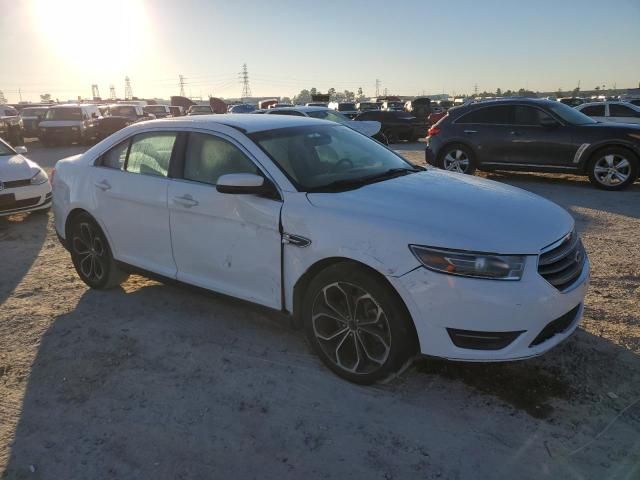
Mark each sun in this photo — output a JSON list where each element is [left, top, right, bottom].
[[30, 0, 151, 74]]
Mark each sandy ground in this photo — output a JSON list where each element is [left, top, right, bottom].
[[1, 140, 639, 479]]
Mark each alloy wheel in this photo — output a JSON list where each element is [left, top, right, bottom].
[[593, 154, 631, 187], [443, 149, 470, 173], [72, 222, 107, 282], [311, 282, 391, 375]]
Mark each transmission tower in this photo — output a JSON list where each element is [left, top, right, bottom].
[[179, 75, 186, 97], [473, 84, 479, 96], [109, 84, 116, 100], [239, 64, 251, 100], [124, 76, 133, 100], [91, 84, 100, 99], [0, 90, 6, 104], [375, 79, 381, 97]]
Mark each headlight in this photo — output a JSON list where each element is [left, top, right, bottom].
[[409, 245, 525, 280], [30, 169, 48, 185]]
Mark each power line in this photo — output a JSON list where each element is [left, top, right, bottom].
[[239, 63, 251, 100]]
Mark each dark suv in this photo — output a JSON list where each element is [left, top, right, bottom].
[[425, 98, 640, 190]]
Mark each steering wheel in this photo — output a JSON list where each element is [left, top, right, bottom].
[[334, 158, 353, 172]]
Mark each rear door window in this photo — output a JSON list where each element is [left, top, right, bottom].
[[126, 132, 177, 177], [457, 106, 512, 124], [580, 105, 605, 117]]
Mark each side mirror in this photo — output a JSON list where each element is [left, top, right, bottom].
[[216, 173, 274, 195], [540, 117, 559, 128], [15, 145, 28, 154]]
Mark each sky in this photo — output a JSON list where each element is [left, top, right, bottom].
[[0, 0, 639, 102]]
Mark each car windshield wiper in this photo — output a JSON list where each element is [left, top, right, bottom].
[[307, 167, 422, 192]]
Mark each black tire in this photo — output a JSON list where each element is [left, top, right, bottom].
[[69, 213, 128, 289], [302, 263, 416, 384], [587, 147, 638, 191], [438, 143, 477, 175]]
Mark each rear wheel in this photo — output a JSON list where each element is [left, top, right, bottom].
[[587, 147, 638, 190], [69, 213, 128, 289], [439, 144, 476, 174], [303, 263, 416, 384]]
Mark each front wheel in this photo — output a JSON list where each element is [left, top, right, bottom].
[[303, 263, 416, 384], [439, 144, 476, 174], [69, 213, 129, 289], [587, 148, 638, 191]]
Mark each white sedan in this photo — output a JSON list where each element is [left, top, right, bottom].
[[0, 139, 51, 216], [52, 115, 589, 384], [575, 101, 640, 124]]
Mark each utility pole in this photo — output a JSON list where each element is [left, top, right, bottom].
[[124, 76, 133, 100], [473, 84, 479, 96], [179, 75, 186, 97], [91, 84, 100, 99], [375, 79, 381, 97], [239, 63, 251, 100], [18, 88, 22, 102], [109, 84, 116, 100]]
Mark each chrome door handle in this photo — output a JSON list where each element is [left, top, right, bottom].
[[509, 131, 519, 136], [463, 129, 477, 134], [94, 180, 111, 191], [173, 195, 199, 208]]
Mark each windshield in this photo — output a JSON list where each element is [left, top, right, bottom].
[[146, 106, 166, 113], [231, 104, 256, 113], [250, 124, 416, 191], [338, 103, 357, 111], [45, 107, 82, 121], [109, 106, 137, 117], [548, 102, 597, 125], [0, 139, 14, 156], [306, 110, 350, 124]]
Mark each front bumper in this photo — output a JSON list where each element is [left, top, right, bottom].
[[0, 183, 52, 216], [424, 144, 437, 166], [388, 255, 590, 361], [39, 127, 82, 141]]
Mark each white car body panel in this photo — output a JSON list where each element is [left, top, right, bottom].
[[263, 106, 381, 137], [0, 151, 51, 216], [576, 101, 640, 125], [53, 115, 589, 363]]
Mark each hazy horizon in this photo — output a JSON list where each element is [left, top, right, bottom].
[[1, 0, 639, 103]]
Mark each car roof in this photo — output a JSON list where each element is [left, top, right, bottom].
[[152, 113, 332, 133], [267, 106, 328, 113], [460, 98, 559, 109]]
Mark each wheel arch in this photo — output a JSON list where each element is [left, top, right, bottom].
[[291, 256, 420, 353], [435, 140, 478, 166], [579, 141, 640, 173]]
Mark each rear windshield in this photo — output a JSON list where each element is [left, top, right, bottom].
[[45, 108, 82, 120], [110, 106, 137, 117], [21, 108, 48, 116], [338, 103, 357, 111], [146, 106, 166, 113]]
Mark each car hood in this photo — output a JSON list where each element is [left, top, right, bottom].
[[39, 120, 82, 128], [345, 120, 381, 137], [0, 154, 38, 182], [306, 170, 574, 254]]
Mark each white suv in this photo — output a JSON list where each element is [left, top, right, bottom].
[[52, 115, 589, 383]]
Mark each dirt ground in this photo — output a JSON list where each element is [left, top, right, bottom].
[[1, 140, 639, 479]]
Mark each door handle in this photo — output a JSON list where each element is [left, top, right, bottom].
[[173, 194, 199, 208], [509, 131, 520, 136], [94, 180, 111, 191], [463, 129, 477, 134]]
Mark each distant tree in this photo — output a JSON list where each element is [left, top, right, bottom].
[[503, 89, 513, 97], [357, 87, 364, 101], [594, 86, 600, 91], [0, 90, 7, 104], [280, 96, 292, 104], [40, 93, 52, 102], [572, 87, 580, 96], [328, 87, 336, 101], [310, 87, 317, 96], [556, 88, 563, 97], [343, 90, 355, 101], [518, 88, 526, 95], [495, 88, 502, 96], [293, 89, 311, 105]]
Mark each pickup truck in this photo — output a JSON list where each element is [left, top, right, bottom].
[[0, 105, 24, 146]]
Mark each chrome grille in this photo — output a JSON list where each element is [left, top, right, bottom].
[[538, 231, 586, 291]]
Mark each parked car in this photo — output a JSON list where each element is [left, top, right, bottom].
[[575, 101, 640, 125], [229, 104, 257, 114], [144, 105, 172, 118], [187, 105, 214, 115], [381, 101, 405, 112], [95, 104, 151, 140], [0, 139, 51, 216], [168, 106, 184, 117], [269, 103, 294, 109], [38, 104, 101, 146], [626, 99, 640, 108], [428, 110, 447, 126], [52, 114, 589, 383], [357, 102, 381, 112], [306, 102, 328, 107], [425, 98, 640, 190], [328, 102, 359, 119], [558, 97, 586, 107], [20, 106, 49, 138], [405, 97, 432, 137], [262, 106, 381, 138], [0, 104, 24, 146], [355, 110, 424, 143]]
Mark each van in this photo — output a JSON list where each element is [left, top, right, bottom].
[[38, 104, 101, 146]]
